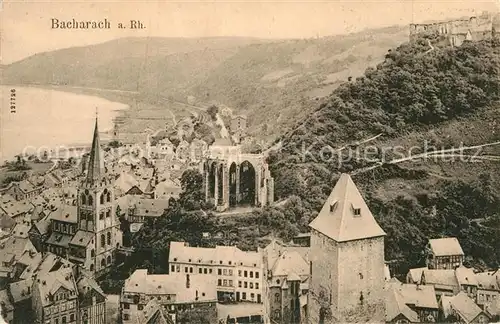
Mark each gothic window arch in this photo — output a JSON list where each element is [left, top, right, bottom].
[[107, 255, 111, 265], [101, 234, 105, 248], [88, 195, 93, 205], [100, 191, 105, 204], [101, 258, 106, 267], [107, 232, 111, 245], [273, 310, 280, 320], [91, 249, 95, 257], [81, 193, 87, 205], [90, 264, 94, 272], [106, 191, 111, 202]]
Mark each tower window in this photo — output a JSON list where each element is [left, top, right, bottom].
[[101, 234, 105, 248], [107, 232, 111, 245], [88, 196, 93, 205]]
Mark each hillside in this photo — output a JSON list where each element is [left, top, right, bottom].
[[269, 37, 500, 274], [1, 27, 409, 141]]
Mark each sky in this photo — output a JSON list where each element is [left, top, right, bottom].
[[1, 0, 499, 64]]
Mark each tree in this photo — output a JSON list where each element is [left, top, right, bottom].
[[179, 169, 205, 210]]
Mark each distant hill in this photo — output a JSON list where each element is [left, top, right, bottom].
[[269, 37, 500, 273], [1, 27, 409, 141]]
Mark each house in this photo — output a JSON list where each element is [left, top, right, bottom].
[[43, 204, 78, 258], [168, 241, 263, 304], [0, 200, 33, 224], [456, 266, 479, 301], [386, 281, 439, 322], [126, 198, 170, 223], [386, 286, 420, 323], [121, 269, 217, 323], [153, 179, 181, 200], [128, 298, 174, 324], [475, 271, 500, 309], [0, 236, 36, 281], [421, 269, 460, 297], [407, 267, 427, 284], [426, 237, 464, 270], [3, 180, 43, 201], [440, 292, 491, 323], [28, 217, 52, 253]]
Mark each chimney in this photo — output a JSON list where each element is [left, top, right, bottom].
[[186, 274, 190, 289]]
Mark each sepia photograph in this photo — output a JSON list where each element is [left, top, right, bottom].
[[1, 0, 500, 323]]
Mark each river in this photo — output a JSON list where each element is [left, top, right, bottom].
[[0, 86, 128, 162]]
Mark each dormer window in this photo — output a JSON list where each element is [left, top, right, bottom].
[[330, 200, 338, 212], [352, 204, 361, 216]]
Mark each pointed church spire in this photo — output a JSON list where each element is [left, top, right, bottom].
[[86, 109, 105, 184]]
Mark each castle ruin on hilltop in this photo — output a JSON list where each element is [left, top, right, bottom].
[[409, 11, 500, 47]]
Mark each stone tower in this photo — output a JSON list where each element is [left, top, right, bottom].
[[75, 117, 123, 276], [307, 174, 386, 324]]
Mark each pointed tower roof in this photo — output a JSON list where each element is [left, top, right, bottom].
[[86, 117, 105, 184], [309, 173, 385, 242]]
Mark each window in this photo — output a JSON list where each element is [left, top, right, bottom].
[[101, 258, 106, 267], [123, 314, 129, 320], [242, 292, 246, 300], [244, 271, 248, 277], [107, 232, 111, 245], [185, 267, 188, 273], [107, 255, 111, 265], [99, 212, 104, 220], [81, 193, 87, 205], [106, 210, 111, 218], [100, 234, 105, 248], [176, 265, 180, 272], [199, 268, 203, 274], [229, 269, 233, 276], [62, 316, 67, 324], [209, 268, 213, 274], [354, 208, 361, 216], [255, 283, 259, 289], [171, 265, 175, 272], [244, 282, 248, 288], [189, 267, 193, 273], [218, 279, 222, 286], [255, 272, 259, 279], [229, 280, 233, 286], [100, 192, 105, 204], [218, 269, 222, 275], [204, 268, 207, 274], [238, 270, 242, 276], [238, 281, 242, 288], [250, 271, 253, 278], [70, 314, 75, 321], [55, 319, 59, 324], [275, 293, 280, 302], [138, 305, 144, 310], [123, 303, 130, 309], [251, 293, 254, 299], [223, 279, 227, 286], [250, 282, 253, 289]]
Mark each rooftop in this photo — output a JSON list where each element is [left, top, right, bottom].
[[309, 173, 386, 242], [429, 237, 464, 257]]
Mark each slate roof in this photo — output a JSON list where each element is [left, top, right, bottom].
[[69, 230, 94, 247], [407, 267, 427, 284], [124, 269, 217, 304], [386, 288, 419, 323], [446, 292, 487, 323], [455, 266, 478, 286], [9, 278, 33, 303], [133, 199, 170, 217], [49, 204, 77, 223], [476, 271, 500, 291], [429, 237, 464, 256], [11, 223, 31, 238], [45, 232, 73, 248], [271, 251, 308, 278], [35, 266, 77, 307], [0, 200, 33, 218], [309, 174, 386, 242], [388, 282, 439, 309], [422, 269, 459, 289]]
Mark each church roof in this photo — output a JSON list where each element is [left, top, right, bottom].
[[309, 173, 386, 242], [85, 117, 105, 185]]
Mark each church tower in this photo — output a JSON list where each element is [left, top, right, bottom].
[[75, 117, 123, 276], [307, 174, 386, 324]]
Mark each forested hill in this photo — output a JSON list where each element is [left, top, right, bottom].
[[269, 37, 500, 273]]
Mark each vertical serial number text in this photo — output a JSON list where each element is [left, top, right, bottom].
[[10, 89, 16, 113]]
